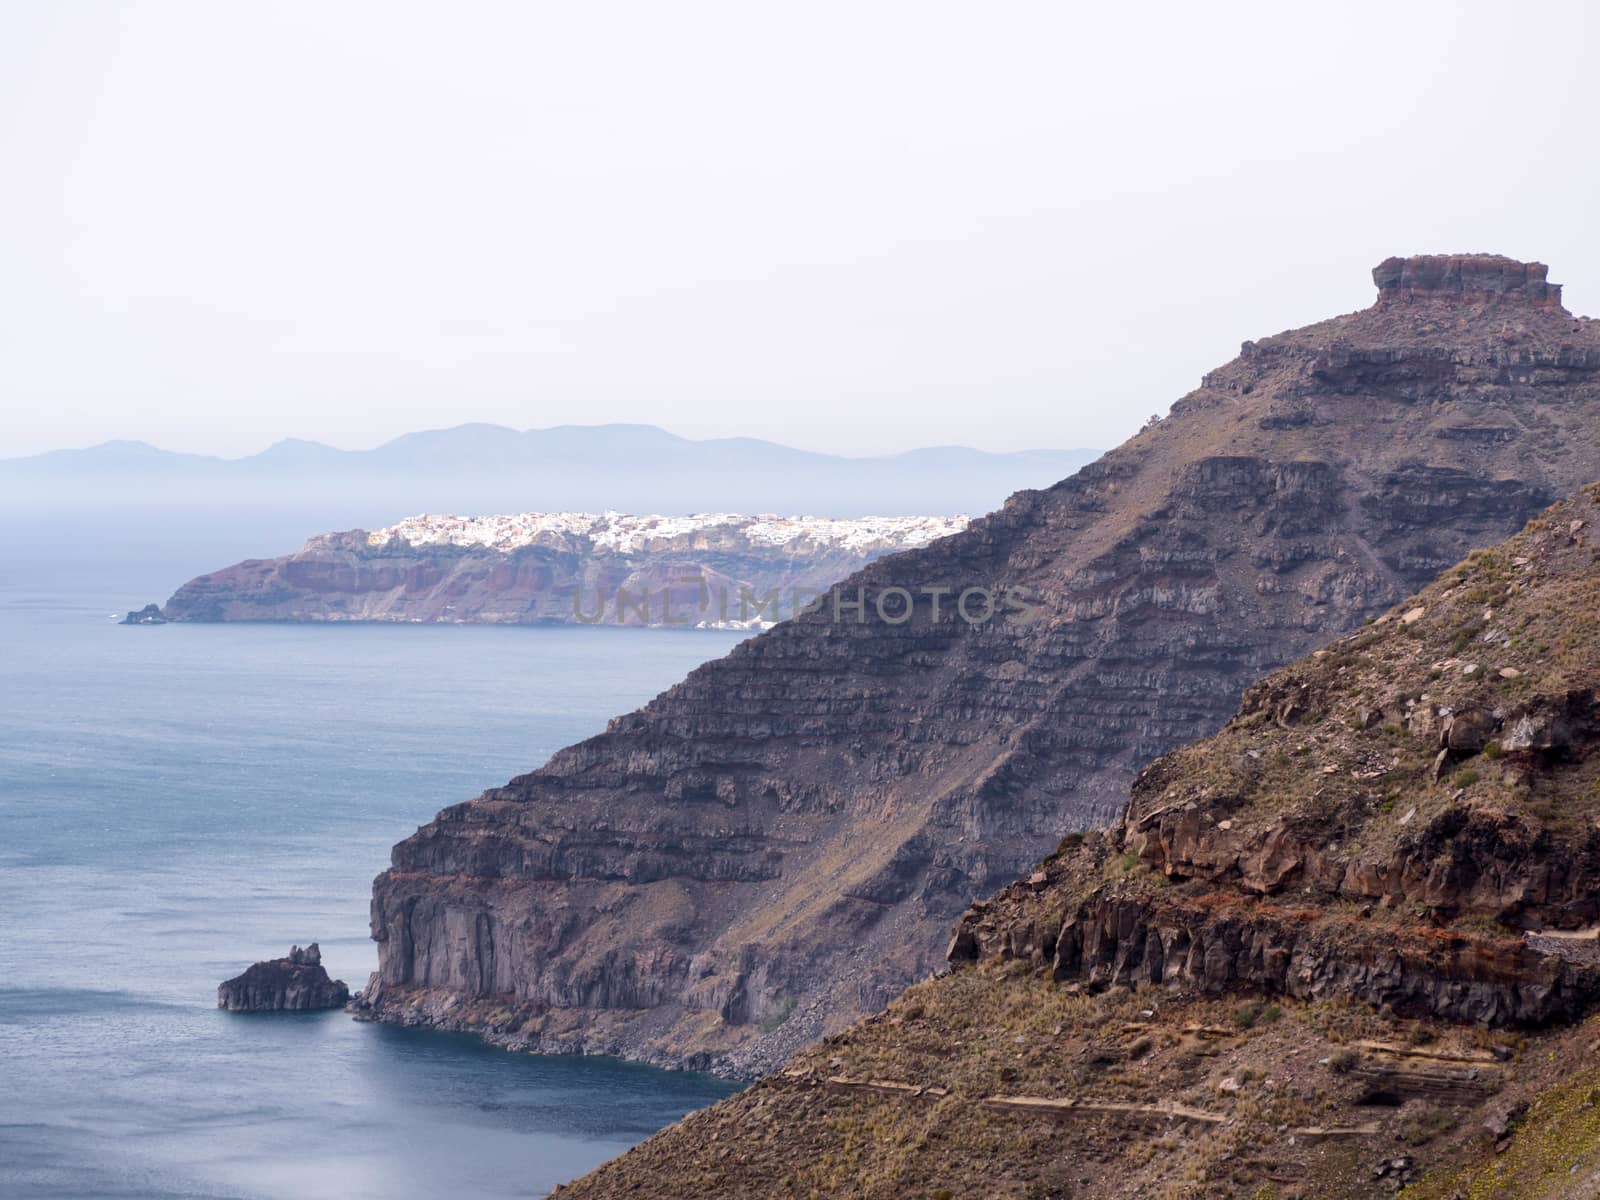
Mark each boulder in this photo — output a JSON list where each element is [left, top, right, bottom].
[[1444, 708, 1498, 753], [218, 943, 349, 1012]]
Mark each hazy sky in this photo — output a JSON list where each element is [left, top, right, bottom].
[[3, 1, 1598, 459]]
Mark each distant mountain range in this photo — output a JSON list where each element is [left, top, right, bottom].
[[0, 424, 1097, 609], [0, 423, 1098, 521]]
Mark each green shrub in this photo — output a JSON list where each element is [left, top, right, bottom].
[[1328, 1048, 1360, 1074], [760, 995, 796, 1033]]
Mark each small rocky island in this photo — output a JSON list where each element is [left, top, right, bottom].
[[120, 603, 168, 625], [217, 944, 349, 1012]]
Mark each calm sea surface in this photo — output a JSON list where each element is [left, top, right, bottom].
[[0, 551, 744, 1199]]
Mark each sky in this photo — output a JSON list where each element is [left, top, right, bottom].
[[2, 0, 1598, 460]]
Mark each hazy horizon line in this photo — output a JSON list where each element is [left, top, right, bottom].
[[2, 420, 1101, 466]]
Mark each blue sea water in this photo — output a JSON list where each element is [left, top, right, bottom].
[[0, 553, 744, 1199]]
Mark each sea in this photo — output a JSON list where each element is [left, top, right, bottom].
[[0, 530, 745, 1199]]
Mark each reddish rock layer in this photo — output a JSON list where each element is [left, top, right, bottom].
[[1372, 253, 1564, 310]]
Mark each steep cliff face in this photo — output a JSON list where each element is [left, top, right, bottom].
[[159, 512, 966, 627], [361, 255, 1600, 1077], [554, 487, 1600, 1200]]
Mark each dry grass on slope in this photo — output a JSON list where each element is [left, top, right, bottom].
[[553, 486, 1600, 1200]]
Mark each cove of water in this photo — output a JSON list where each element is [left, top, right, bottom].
[[0, 551, 744, 1198]]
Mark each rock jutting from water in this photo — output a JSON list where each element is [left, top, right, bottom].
[[217, 944, 350, 1012]]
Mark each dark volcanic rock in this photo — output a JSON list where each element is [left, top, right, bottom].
[[218, 944, 350, 1012], [551, 486, 1600, 1200], [1372, 252, 1565, 309], [120, 603, 167, 625], [363, 254, 1600, 1078]]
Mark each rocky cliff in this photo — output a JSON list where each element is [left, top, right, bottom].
[[156, 512, 967, 628], [217, 944, 349, 1012], [358, 254, 1600, 1078], [553, 486, 1600, 1199]]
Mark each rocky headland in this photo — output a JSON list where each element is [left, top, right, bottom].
[[149, 512, 968, 628], [217, 944, 350, 1012], [358, 255, 1600, 1080], [554, 485, 1600, 1199]]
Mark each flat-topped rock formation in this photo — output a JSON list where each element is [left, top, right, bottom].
[[359, 255, 1600, 1079], [217, 944, 350, 1012], [1372, 253, 1564, 309], [151, 512, 969, 629]]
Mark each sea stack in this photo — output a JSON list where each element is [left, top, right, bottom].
[[217, 944, 350, 1012]]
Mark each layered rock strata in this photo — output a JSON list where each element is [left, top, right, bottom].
[[554, 486, 1600, 1199], [361, 254, 1600, 1076]]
